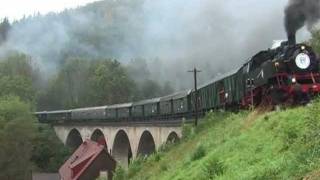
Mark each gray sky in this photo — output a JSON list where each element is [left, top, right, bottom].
[[0, 0, 99, 21]]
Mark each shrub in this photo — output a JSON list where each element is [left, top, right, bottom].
[[253, 167, 280, 180], [182, 123, 194, 139], [150, 152, 162, 162], [158, 139, 178, 153], [128, 157, 144, 178], [203, 158, 226, 179], [191, 144, 206, 161], [113, 166, 127, 180], [160, 163, 168, 172], [0, 96, 36, 180]]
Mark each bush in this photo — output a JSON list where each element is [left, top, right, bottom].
[[31, 124, 71, 172], [158, 140, 177, 153], [0, 96, 36, 180], [113, 166, 127, 180], [253, 167, 280, 180], [182, 123, 194, 139], [149, 152, 162, 162], [160, 163, 168, 172], [203, 158, 226, 179], [128, 157, 144, 178], [191, 144, 206, 161]]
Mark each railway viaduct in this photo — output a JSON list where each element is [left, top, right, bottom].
[[52, 122, 182, 167]]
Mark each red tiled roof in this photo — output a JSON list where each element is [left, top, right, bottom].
[[59, 140, 106, 180]]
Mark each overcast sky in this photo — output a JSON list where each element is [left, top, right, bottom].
[[0, 0, 99, 21]]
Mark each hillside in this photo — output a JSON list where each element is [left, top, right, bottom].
[[1, 0, 296, 91], [115, 100, 320, 180]]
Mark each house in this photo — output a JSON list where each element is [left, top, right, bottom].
[[59, 140, 116, 180]]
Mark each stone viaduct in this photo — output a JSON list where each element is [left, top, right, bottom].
[[53, 123, 182, 167]]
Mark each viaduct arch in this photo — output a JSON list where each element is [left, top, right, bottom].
[[65, 128, 83, 151], [91, 129, 107, 148], [137, 131, 156, 157], [112, 130, 133, 167], [54, 125, 182, 167]]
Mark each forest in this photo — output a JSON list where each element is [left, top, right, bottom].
[[0, 2, 174, 178], [0, 0, 320, 178], [0, 29, 173, 180]]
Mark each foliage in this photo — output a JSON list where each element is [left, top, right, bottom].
[[310, 30, 320, 54], [0, 76, 35, 103], [113, 166, 128, 180], [31, 124, 71, 172], [190, 144, 206, 161], [0, 52, 70, 173], [181, 122, 194, 140], [202, 158, 226, 179], [88, 59, 136, 105], [126, 101, 320, 180], [0, 96, 36, 180], [37, 58, 136, 109], [0, 52, 37, 103], [0, 18, 10, 43], [127, 157, 145, 178], [38, 57, 174, 110], [127, 58, 174, 100]]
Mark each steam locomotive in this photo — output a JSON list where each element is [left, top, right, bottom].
[[36, 37, 320, 123]]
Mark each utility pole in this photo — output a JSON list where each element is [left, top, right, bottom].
[[188, 67, 201, 126], [247, 78, 254, 110]]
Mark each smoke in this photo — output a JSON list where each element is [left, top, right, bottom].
[[1, 0, 310, 90], [285, 0, 320, 37]]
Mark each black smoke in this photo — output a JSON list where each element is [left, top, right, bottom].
[[285, 0, 320, 41]]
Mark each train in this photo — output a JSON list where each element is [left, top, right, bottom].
[[36, 38, 320, 123]]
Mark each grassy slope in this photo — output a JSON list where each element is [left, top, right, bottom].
[[126, 100, 320, 180]]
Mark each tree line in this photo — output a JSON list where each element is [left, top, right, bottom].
[[37, 57, 173, 110], [0, 49, 173, 179], [0, 52, 69, 179], [2, 10, 320, 178], [0, 16, 174, 178]]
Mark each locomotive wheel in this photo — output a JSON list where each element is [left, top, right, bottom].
[[269, 88, 289, 105]]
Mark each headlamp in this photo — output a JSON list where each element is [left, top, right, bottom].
[[295, 53, 310, 69]]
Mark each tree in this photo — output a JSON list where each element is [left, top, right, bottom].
[[0, 96, 36, 180], [0, 52, 37, 103], [88, 59, 136, 105], [310, 30, 320, 54], [37, 58, 91, 109], [0, 76, 35, 103], [38, 58, 137, 109], [0, 18, 10, 44], [31, 124, 70, 172], [0, 52, 37, 80]]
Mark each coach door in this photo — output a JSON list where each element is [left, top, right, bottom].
[[218, 81, 226, 105]]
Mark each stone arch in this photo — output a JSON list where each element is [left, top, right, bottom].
[[166, 131, 180, 144], [137, 131, 156, 157], [66, 128, 83, 151], [112, 130, 132, 168], [91, 129, 107, 149]]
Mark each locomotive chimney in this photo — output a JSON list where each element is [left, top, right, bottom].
[[288, 33, 296, 45]]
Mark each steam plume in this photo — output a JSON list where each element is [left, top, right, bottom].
[[285, 0, 320, 39]]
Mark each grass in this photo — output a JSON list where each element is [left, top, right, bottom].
[[117, 99, 320, 180]]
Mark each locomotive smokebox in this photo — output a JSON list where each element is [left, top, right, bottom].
[[288, 33, 296, 45]]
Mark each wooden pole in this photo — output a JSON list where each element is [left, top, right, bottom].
[[189, 68, 201, 126]]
